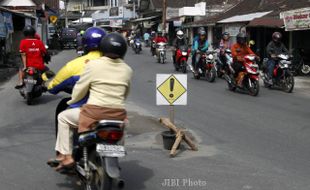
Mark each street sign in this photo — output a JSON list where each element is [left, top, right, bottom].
[[156, 74, 187, 105], [49, 16, 57, 24]]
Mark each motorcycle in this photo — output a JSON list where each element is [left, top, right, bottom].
[[54, 98, 126, 190], [19, 67, 45, 105], [291, 48, 310, 76], [224, 54, 260, 96], [133, 39, 142, 54], [262, 54, 294, 93], [215, 49, 233, 78], [76, 46, 84, 57], [150, 40, 156, 56], [192, 51, 217, 82], [174, 45, 190, 73], [156, 42, 167, 64]]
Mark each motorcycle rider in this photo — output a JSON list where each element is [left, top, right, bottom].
[[154, 30, 168, 44], [192, 29, 209, 76], [172, 30, 188, 64], [231, 32, 259, 87], [76, 30, 85, 53], [48, 27, 106, 97], [191, 27, 205, 66], [266, 32, 289, 84], [49, 33, 132, 172], [46, 27, 106, 167], [150, 31, 157, 55], [219, 32, 232, 69], [15, 25, 48, 89]]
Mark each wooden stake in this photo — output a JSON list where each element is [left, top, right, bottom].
[[159, 117, 198, 153], [170, 130, 183, 157]]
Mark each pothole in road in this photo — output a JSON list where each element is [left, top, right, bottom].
[[125, 112, 219, 159]]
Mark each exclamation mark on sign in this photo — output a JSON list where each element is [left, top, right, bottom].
[[169, 78, 175, 98]]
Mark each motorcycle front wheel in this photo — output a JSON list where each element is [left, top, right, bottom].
[[160, 54, 165, 64], [283, 74, 294, 93], [206, 67, 216, 82], [181, 60, 187, 73], [247, 79, 260, 96], [86, 152, 112, 190]]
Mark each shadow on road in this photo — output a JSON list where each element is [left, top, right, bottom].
[[120, 160, 154, 190]]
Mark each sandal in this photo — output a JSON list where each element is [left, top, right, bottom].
[[47, 158, 62, 167], [55, 162, 75, 172]]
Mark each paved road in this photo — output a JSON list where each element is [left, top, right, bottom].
[[0, 48, 310, 190]]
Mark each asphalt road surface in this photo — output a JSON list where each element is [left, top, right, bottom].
[[0, 48, 310, 190]]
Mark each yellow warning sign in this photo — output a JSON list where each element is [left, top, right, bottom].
[[49, 15, 58, 24], [157, 75, 187, 105]]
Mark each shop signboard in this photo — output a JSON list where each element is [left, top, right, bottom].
[[282, 7, 310, 31]]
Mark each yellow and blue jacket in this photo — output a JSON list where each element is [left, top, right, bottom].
[[48, 51, 102, 107]]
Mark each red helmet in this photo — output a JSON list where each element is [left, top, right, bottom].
[[272, 32, 282, 42]]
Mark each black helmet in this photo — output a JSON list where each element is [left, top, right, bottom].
[[23, 25, 36, 37], [236, 32, 247, 45], [272, 32, 282, 43], [100, 33, 127, 59]]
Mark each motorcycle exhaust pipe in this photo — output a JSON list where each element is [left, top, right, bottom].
[[114, 179, 125, 189]]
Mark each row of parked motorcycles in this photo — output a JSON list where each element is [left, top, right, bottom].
[[171, 45, 297, 96]]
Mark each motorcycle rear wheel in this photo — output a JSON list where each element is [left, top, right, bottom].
[[26, 92, 32, 105], [86, 152, 112, 190]]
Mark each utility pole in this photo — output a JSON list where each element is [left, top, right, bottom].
[[65, 0, 69, 28], [162, 0, 167, 32]]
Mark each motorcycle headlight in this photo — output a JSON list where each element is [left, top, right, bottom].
[[208, 54, 214, 60], [182, 52, 187, 56]]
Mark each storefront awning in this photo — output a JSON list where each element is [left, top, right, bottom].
[[218, 11, 272, 23], [131, 15, 160, 22], [248, 17, 284, 28]]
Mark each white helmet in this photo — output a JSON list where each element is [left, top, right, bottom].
[[176, 30, 184, 39]]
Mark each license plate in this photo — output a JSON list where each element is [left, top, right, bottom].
[[24, 79, 37, 84], [77, 51, 84, 54], [96, 144, 125, 157]]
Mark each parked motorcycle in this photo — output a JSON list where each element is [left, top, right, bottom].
[[174, 45, 190, 73], [133, 39, 142, 54], [291, 48, 310, 76], [262, 54, 294, 93], [19, 67, 45, 105], [192, 50, 217, 82], [224, 54, 260, 96], [156, 42, 167, 64]]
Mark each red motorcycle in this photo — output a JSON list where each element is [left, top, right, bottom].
[[174, 45, 190, 73], [225, 54, 260, 96], [193, 50, 217, 82]]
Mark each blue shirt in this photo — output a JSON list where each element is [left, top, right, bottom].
[[144, 33, 150, 40]]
